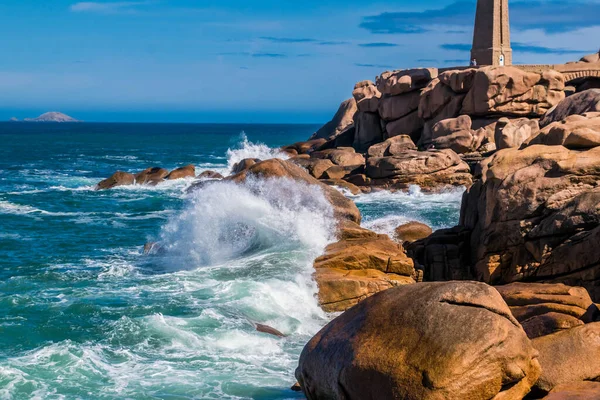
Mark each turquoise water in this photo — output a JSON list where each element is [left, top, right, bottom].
[[0, 123, 463, 399]]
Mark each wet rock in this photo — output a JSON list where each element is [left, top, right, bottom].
[[197, 170, 224, 179], [166, 164, 195, 180], [313, 223, 414, 312], [394, 221, 432, 243], [319, 179, 362, 195], [291, 158, 335, 179], [255, 323, 287, 338], [231, 158, 260, 175], [228, 159, 361, 224], [96, 171, 135, 190], [135, 167, 169, 185], [296, 282, 541, 399]]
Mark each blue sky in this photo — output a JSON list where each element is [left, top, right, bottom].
[[0, 0, 598, 123]]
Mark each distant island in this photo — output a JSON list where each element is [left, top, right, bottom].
[[10, 112, 80, 123]]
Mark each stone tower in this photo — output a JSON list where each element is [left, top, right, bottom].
[[471, 0, 512, 66]]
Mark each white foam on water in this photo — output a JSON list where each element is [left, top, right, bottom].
[[355, 185, 465, 236], [225, 133, 289, 174]]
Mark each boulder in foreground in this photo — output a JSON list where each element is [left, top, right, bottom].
[[296, 281, 541, 400]]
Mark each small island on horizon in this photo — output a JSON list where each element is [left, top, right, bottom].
[[9, 111, 80, 123]]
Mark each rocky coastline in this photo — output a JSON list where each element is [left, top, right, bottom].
[[97, 52, 600, 399]]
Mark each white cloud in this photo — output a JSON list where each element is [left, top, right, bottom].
[[69, 1, 148, 14]]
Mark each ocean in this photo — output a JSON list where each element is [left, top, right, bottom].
[[0, 122, 464, 399]]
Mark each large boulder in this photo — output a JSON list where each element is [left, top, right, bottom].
[[540, 89, 600, 127], [384, 110, 424, 140], [428, 115, 486, 154], [283, 139, 327, 155], [367, 135, 416, 158], [495, 117, 540, 150], [438, 68, 477, 93], [462, 67, 565, 117], [526, 112, 600, 149], [227, 159, 361, 224], [314, 222, 415, 312], [291, 157, 335, 179], [296, 281, 541, 400], [365, 149, 472, 190], [394, 221, 432, 243], [533, 323, 600, 393], [352, 80, 380, 113], [313, 98, 357, 140], [460, 145, 600, 299], [166, 164, 195, 180], [376, 68, 438, 96], [495, 282, 597, 339], [135, 167, 169, 185], [96, 171, 135, 190]]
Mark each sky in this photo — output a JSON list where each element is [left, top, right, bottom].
[[0, 0, 599, 123]]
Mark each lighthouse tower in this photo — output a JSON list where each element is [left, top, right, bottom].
[[471, 0, 512, 66]]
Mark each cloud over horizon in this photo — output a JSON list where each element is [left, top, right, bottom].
[[69, 1, 150, 14], [360, 0, 600, 35]]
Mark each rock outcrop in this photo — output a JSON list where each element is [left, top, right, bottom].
[[313, 221, 414, 312], [296, 281, 541, 400], [365, 149, 472, 190], [460, 144, 600, 299]]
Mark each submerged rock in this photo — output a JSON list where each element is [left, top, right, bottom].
[[296, 281, 541, 399], [255, 323, 287, 338]]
